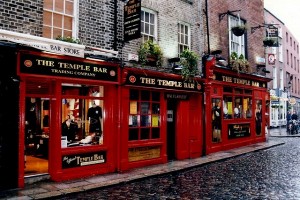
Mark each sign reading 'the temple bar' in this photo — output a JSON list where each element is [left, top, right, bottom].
[[19, 53, 118, 82]]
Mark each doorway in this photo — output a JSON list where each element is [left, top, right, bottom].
[[24, 97, 49, 176], [167, 100, 177, 161]]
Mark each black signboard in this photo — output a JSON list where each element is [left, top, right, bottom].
[[62, 152, 106, 168], [265, 26, 279, 47], [20, 54, 118, 82], [228, 123, 250, 139], [124, 0, 141, 42], [214, 73, 267, 88], [126, 73, 203, 92]]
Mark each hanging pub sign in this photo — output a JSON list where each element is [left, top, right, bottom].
[[19, 53, 118, 82], [62, 152, 106, 168], [124, 0, 141, 42], [265, 25, 279, 47]]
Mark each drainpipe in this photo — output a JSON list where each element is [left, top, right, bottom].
[[205, 0, 210, 54]]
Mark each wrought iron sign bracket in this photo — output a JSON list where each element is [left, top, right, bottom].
[[251, 23, 279, 34], [219, 10, 241, 22]]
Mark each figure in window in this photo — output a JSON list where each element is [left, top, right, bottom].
[[87, 101, 102, 136], [212, 100, 222, 142]]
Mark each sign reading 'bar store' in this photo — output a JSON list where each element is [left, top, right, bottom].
[[19, 53, 118, 82]]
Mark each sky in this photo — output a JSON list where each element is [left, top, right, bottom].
[[264, 0, 300, 41]]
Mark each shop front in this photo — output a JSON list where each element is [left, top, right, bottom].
[[17, 50, 120, 187], [119, 67, 203, 171], [205, 59, 271, 154]]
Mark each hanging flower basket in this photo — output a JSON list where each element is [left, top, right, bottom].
[[231, 26, 246, 36]]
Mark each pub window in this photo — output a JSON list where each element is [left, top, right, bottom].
[[223, 88, 253, 120], [255, 100, 263, 136], [129, 89, 161, 141], [61, 84, 104, 148], [43, 0, 78, 39], [141, 8, 157, 42]]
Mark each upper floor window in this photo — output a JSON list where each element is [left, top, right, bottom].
[[286, 32, 288, 43], [141, 8, 157, 42], [229, 15, 245, 57], [43, 0, 78, 39], [290, 37, 292, 46], [178, 22, 190, 55]]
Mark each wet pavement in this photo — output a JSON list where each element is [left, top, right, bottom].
[[54, 137, 300, 200], [1, 128, 298, 200]]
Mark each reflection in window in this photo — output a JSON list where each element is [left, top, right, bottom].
[[61, 84, 104, 148]]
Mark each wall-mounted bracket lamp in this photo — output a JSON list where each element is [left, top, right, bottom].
[[219, 10, 241, 22]]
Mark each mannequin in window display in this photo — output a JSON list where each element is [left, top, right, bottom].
[[87, 101, 102, 136], [62, 115, 78, 142], [212, 100, 222, 142], [255, 103, 262, 135]]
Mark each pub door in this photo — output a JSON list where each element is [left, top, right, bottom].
[[24, 80, 53, 179], [167, 100, 177, 161]]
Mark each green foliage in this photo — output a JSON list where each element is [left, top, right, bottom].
[[180, 49, 199, 81], [56, 36, 81, 44], [230, 52, 252, 73], [137, 40, 163, 67]]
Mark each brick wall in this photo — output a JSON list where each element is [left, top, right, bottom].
[[0, 0, 43, 36], [122, 0, 205, 68], [207, 0, 265, 69]]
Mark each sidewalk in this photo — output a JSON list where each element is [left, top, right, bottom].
[[0, 138, 286, 200], [268, 126, 300, 137]]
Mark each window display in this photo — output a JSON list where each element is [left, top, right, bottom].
[[212, 98, 222, 143], [61, 84, 104, 147]]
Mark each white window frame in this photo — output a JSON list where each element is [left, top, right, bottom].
[[228, 15, 245, 57], [177, 22, 191, 56], [278, 43, 283, 62], [43, 0, 78, 39], [141, 8, 157, 42]]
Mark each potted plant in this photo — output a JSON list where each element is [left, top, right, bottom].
[[263, 38, 275, 47], [179, 49, 199, 81], [56, 35, 81, 44], [138, 40, 163, 67], [230, 52, 251, 73], [231, 25, 246, 37]]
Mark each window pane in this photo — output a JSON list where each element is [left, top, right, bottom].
[[145, 24, 149, 34], [141, 115, 150, 126], [64, 30, 72, 38], [64, 16, 73, 30], [152, 128, 160, 138], [43, 11, 52, 26], [141, 128, 150, 140], [55, 0, 64, 13], [141, 102, 150, 114], [53, 28, 63, 38], [129, 129, 139, 140], [150, 24, 154, 35], [53, 13, 63, 28], [141, 90, 150, 100], [152, 92, 160, 101], [150, 13, 154, 24], [130, 90, 139, 100], [145, 12, 149, 23], [44, 0, 53, 10], [43, 26, 52, 38], [65, 1, 73, 15]]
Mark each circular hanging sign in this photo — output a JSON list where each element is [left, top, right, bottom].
[[289, 98, 296, 105]]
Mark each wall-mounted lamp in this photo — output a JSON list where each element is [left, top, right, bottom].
[[219, 10, 241, 22]]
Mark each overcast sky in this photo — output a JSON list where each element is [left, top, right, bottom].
[[264, 0, 300, 42]]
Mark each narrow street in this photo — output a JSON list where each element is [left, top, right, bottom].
[[55, 137, 300, 200]]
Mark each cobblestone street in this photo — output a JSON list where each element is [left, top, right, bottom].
[[54, 137, 300, 200]]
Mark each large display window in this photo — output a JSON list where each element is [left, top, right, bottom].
[[61, 84, 105, 147]]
